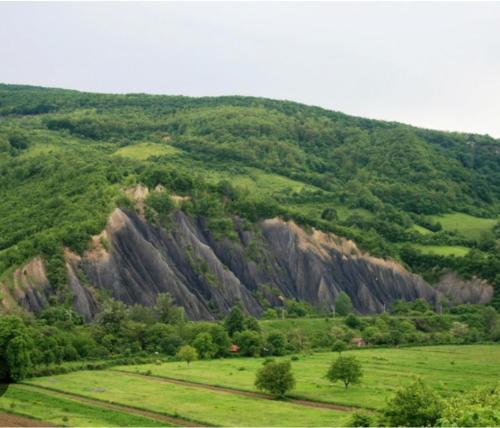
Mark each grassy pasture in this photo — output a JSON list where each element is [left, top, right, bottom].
[[27, 370, 350, 427], [113, 142, 181, 160], [202, 166, 317, 197], [412, 224, 432, 235], [413, 244, 470, 257], [0, 385, 169, 427], [429, 212, 497, 240], [260, 317, 345, 336], [119, 345, 500, 410]]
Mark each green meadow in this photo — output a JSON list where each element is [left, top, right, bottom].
[[26, 370, 350, 427], [119, 344, 500, 410], [412, 244, 471, 257], [429, 212, 497, 240]]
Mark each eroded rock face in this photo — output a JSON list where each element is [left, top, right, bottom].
[[3, 209, 494, 320], [436, 273, 494, 305]]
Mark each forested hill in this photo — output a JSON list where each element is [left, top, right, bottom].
[[0, 83, 499, 315]]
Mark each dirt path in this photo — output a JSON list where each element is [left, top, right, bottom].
[[112, 370, 357, 413], [17, 384, 205, 427], [0, 412, 51, 427]]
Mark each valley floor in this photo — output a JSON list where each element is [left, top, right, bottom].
[[1, 344, 499, 427]]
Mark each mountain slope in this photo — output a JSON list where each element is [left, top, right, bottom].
[[0, 83, 499, 317]]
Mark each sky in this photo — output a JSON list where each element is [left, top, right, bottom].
[[1, 2, 500, 137]]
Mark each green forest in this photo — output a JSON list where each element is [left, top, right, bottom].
[[1, 83, 499, 308]]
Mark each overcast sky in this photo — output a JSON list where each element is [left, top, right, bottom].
[[1, 2, 500, 137]]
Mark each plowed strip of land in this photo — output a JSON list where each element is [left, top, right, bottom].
[[0, 412, 51, 427], [112, 369, 356, 412], [17, 385, 203, 427]]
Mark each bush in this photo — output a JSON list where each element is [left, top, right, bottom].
[[265, 332, 287, 356], [234, 330, 262, 357], [176, 345, 198, 365], [349, 412, 372, 427], [382, 378, 442, 427], [255, 360, 295, 398]]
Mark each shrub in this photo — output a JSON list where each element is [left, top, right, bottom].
[[382, 378, 442, 427], [176, 345, 198, 365], [255, 360, 295, 398]]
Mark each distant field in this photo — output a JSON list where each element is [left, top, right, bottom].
[[429, 212, 497, 240], [412, 224, 432, 235], [413, 244, 470, 257], [201, 167, 317, 197], [113, 142, 181, 160], [287, 202, 374, 222], [260, 317, 345, 336], [27, 370, 350, 427], [119, 344, 500, 410]]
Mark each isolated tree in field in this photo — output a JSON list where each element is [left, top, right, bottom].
[[332, 340, 347, 355], [335, 292, 353, 316], [326, 355, 362, 389], [382, 378, 442, 427], [255, 360, 295, 399], [176, 345, 198, 366]]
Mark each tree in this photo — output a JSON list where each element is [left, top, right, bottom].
[[244, 316, 261, 333], [176, 345, 198, 366], [321, 208, 338, 221], [0, 316, 35, 382], [331, 340, 347, 355], [255, 360, 295, 398], [6, 335, 34, 381], [265, 332, 287, 356], [335, 292, 353, 316], [224, 305, 245, 337], [382, 378, 442, 427], [234, 330, 262, 357], [345, 314, 363, 329], [326, 355, 362, 389], [155, 293, 184, 325], [192, 333, 217, 359], [209, 324, 231, 357]]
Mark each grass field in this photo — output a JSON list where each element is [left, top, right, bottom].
[[113, 142, 181, 160], [429, 212, 498, 240], [199, 166, 318, 197], [412, 224, 432, 235], [119, 345, 500, 410], [0, 385, 170, 427], [26, 370, 350, 426], [413, 244, 471, 257], [260, 317, 345, 336]]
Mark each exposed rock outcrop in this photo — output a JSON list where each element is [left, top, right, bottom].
[[2, 209, 493, 320], [436, 273, 494, 305]]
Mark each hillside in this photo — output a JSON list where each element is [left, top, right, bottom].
[[0, 83, 499, 317]]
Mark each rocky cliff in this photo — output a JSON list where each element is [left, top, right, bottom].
[[1, 208, 493, 320]]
